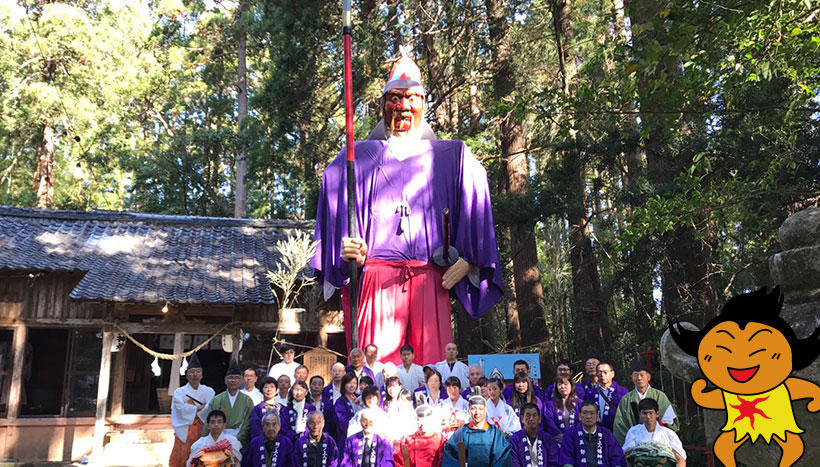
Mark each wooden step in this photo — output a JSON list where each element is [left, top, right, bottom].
[[102, 430, 174, 467]]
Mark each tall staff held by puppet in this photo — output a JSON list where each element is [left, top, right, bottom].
[[341, 0, 359, 347]]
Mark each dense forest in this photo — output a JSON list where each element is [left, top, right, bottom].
[[1, 0, 819, 374]]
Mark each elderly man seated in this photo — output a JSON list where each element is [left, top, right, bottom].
[[245, 409, 295, 467], [294, 411, 340, 467], [341, 408, 393, 467], [622, 399, 686, 467]]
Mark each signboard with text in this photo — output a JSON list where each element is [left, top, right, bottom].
[[304, 348, 337, 385], [467, 353, 541, 381]]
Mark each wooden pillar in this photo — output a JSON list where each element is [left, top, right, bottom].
[[91, 330, 113, 463], [168, 332, 184, 396], [109, 347, 127, 420], [6, 324, 27, 419]]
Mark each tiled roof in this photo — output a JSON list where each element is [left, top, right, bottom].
[[0, 206, 314, 305]]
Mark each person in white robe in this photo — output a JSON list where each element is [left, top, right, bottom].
[[364, 344, 385, 385], [397, 345, 425, 390], [484, 378, 521, 436], [622, 398, 686, 466], [268, 344, 300, 382], [434, 343, 469, 389], [241, 367, 264, 406], [187, 409, 242, 466], [384, 388, 418, 444], [346, 386, 387, 437], [439, 376, 469, 437], [170, 353, 215, 467]]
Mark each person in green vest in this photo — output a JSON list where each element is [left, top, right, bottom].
[[612, 356, 679, 445], [203, 358, 254, 448]]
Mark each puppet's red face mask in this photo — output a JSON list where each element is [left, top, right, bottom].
[[383, 88, 424, 137]]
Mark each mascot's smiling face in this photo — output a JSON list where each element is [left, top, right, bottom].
[[698, 320, 792, 395]]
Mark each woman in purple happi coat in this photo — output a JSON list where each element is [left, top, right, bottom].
[[284, 381, 317, 441], [251, 377, 296, 442], [341, 409, 392, 467], [558, 401, 626, 467], [510, 403, 560, 467], [412, 368, 447, 406], [542, 377, 582, 443], [508, 373, 545, 421], [333, 373, 363, 455], [243, 411, 295, 467], [294, 410, 340, 467]]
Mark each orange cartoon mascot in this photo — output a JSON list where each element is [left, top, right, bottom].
[[669, 286, 820, 467]]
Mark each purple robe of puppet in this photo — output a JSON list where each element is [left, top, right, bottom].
[[541, 398, 582, 441], [509, 429, 560, 467], [558, 423, 625, 467], [340, 432, 393, 467], [583, 382, 628, 431], [242, 434, 295, 467], [251, 402, 296, 442], [282, 401, 318, 440], [294, 433, 340, 467], [311, 140, 503, 318]]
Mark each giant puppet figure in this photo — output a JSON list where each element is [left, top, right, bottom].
[[312, 51, 503, 364]]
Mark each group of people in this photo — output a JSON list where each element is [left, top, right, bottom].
[[169, 342, 687, 466]]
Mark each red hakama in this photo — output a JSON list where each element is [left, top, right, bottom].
[[168, 416, 204, 467], [343, 259, 450, 365]]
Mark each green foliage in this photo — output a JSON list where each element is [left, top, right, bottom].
[[0, 0, 158, 209], [267, 231, 318, 311]]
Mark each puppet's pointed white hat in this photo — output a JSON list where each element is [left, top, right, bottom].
[[382, 46, 425, 95]]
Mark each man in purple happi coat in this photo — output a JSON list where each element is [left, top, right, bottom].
[[250, 401, 295, 444], [558, 401, 625, 467], [243, 411, 295, 467], [580, 358, 600, 396], [583, 361, 627, 431], [345, 348, 376, 383], [322, 363, 346, 438], [341, 409, 392, 467], [311, 50, 503, 365], [510, 403, 560, 467], [294, 411, 340, 467]]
